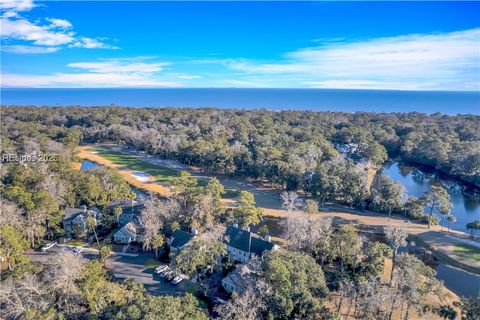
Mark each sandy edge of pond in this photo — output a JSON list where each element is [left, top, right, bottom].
[[74, 145, 463, 313], [74, 145, 172, 196], [75, 145, 480, 270]]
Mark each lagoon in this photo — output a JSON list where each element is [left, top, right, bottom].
[[382, 162, 480, 232]]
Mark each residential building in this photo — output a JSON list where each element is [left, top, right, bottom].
[[62, 206, 99, 238], [225, 224, 277, 263], [168, 229, 196, 256], [110, 199, 143, 226], [222, 267, 247, 293], [112, 217, 145, 244]]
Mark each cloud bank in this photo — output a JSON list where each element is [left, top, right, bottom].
[[1, 58, 182, 87], [0, 0, 117, 53], [221, 28, 480, 90]]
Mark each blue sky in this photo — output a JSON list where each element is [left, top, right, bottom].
[[1, 1, 479, 90]]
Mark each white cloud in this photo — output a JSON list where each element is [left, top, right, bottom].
[[1, 15, 75, 46], [1, 72, 183, 88], [0, 0, 35, 12], [224, 29, 480, 90], [68, 37, 118, 49], [1, 44, 59, 53], [67, 60, 169, 73], [0, 58, 183, 88], [46, 18, 72, 30], [176, 74, 202, 79], [1, 0, 116, 53]]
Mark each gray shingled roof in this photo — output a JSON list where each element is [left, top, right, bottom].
[[222, 267, 247, 292], [110, 200, 143, 215], [225, 225, 274, 256], [62, 208, 85, 222], [251, 236, 275, 255], [170, 230, 194, 249], [114, 220, 144, 239]]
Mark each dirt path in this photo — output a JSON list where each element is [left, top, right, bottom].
[[76, 144, 480, 273]]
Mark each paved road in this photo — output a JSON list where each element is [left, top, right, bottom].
[[107, 253, 189, 295], [265, 206, 480, 272], [107, 145, 285, 209], [93, 145, 480, 273], [26, 245, 189, 295]]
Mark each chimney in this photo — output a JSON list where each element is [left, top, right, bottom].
[[233, 223, 239, 228], [82, 205, 87, 212], [264, 235, 271, 242], [191, 227, 198, 236], [244, 226, 250, 232]]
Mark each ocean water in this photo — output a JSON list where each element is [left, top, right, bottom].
[[1, 88, 479, 114]]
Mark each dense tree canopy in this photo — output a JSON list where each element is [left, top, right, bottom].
[[2, 107, 478, 188], [1, 106, 476, 320]]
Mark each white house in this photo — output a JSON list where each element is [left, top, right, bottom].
[[113, 217, 145, 244]]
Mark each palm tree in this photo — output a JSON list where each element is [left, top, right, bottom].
[[113, 207, 123, 224], [466, 221, 480, 239], [152, 234, 165, 259], [99, 245, 112, 267], [446, 214, 456, 233], [86, 215, 100, 247]]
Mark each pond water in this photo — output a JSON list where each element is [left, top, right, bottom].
[[436, 264, 480, 297], [381, 162, 480, 232], [80, 160, 148, 201], [80, 159, 100, 171], [261, 216, 480, 297]]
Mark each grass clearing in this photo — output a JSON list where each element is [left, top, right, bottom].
[[144, 258, 161, 268], [453, 244, 480, 263], [93, 147, 178, 183], [222, 188, 240, 199], [65, 240, 86, 247]]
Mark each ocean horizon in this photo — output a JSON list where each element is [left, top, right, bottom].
[[1, 88, 479, 115]]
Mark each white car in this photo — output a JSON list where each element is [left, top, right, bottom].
[[71, 247, 83, 255], [172, 275, 184, 285], [41, 242, 57, 252], [155, 265, 168, 274], [160, 268, 171, 278]]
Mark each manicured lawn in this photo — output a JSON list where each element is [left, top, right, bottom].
[[453, 244, 480, 263], [94, 147, 179, 183], [65, 240, 86, 246]]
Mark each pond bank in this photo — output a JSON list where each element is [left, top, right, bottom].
[[261, 212, 480, 298], [381, 161, 480, 233], [75, 145, 172, 196], [75, 144, 480, 297]]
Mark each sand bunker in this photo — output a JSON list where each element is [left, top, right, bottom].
[[131, 172, 151, 182]]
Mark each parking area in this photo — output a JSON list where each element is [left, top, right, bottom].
[[26, 244, 193, 296], [108, 253, 191, 295], [26, 244, 99, 263]]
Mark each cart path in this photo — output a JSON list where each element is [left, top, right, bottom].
[[77, 144, 480, 273]]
